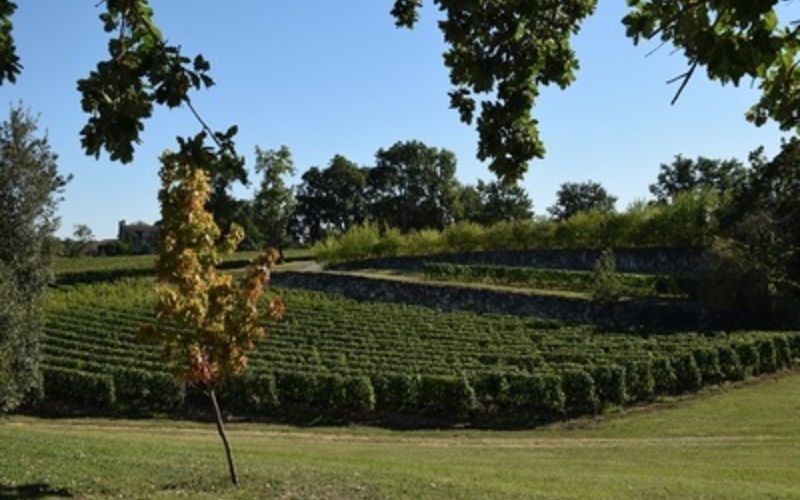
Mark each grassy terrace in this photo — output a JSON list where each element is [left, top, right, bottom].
[[3, 371, 800, 499]]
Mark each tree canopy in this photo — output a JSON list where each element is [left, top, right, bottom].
[[460, 180, 534, 226], [369, 140, 460, 232], [649, 155, 746, 202], [1, 0, 797, 184], [548, 180, 617, 220], [393, 0, 799, 182]]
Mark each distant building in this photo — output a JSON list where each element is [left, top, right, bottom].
[[118, 220, 159, 254]]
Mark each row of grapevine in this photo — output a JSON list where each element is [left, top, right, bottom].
[[423, 262, 697, 298], [40, 278, 800, 424]]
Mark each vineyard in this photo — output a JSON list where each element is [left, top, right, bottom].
[[41, 276, 800, 426], [422, 262, 697, 298], [53, 252, 264, 285]]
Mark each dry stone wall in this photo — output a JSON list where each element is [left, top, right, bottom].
[[272, 271, 709, 330]]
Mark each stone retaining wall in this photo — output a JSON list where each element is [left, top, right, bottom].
[[272, 270, 709, 330]]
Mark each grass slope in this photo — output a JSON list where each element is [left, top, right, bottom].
[[3, 371, 800, 499]]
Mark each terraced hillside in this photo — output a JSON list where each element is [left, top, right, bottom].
[[41, 276, 800, 425]]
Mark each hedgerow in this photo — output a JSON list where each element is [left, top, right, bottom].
[[313, 195, 719, 265], [39, 278, 800, 425]]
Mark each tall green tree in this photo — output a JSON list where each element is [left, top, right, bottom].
[[293, 155, 368, 243], [548, 180, 617, 221], [649, 155, 746, 203], [704, 138, 800, 325], [0, 105, 70, 412], [467, 179, 534, 225], [252, 145, 296, 259], [368, 140, 460, 232]]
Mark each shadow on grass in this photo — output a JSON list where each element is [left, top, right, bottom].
[[0, 483, 72, 499]]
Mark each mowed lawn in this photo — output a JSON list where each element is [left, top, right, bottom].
[[2, 372, 800, 499]]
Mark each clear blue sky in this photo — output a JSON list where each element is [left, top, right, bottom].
[[4, 1, 790, 239]]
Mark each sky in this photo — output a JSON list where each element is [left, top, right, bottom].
[[3, 1, 791, 239]]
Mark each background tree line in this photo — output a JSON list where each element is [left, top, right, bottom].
[[210, 139, 534, 255]]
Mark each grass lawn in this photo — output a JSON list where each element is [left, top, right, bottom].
[[2, 372, 800, 499]]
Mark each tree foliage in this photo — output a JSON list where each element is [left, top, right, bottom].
[[368, 140, 461, 232], [141, 153, 284, 388], [2, 1, 797, 184], [548, 180, 617, 221], [252, 145, 296, 257], [649, 155, 746, 203], [624, 0, 800, 130], [293, 155, 368, 243], [394, 1, 799, 182], [704, 138, 800, 325], [0, 105, 69, 412], [460, 180, 534, 225], [140, 152, 284, 483], [393, 0, 597, 183]]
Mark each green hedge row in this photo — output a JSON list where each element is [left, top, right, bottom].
[[41, 365, 182, 412], [193, 337, 799, 422], [40, 333, 798, 424]]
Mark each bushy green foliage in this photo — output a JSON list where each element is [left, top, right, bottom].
[[441, 222, 486, 254], [700, 139, 800, 326], [314, 198, 717, 265], [591, 249, 624, 305], [42, 367, 115, 409], [548, 181, 617, 221], [0, 105, 69, 413]]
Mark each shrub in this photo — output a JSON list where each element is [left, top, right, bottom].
[[561, 368, 598, 415], [371, 372, 418, 412], [111, 367, 182, 410], [471, 371, 510, 412], [773, 335, 793, 370], [373, 227, 405, 257], [651, 357, 677, 395], [717, 345, 744, 382], [673, 352, 703, 392], [592, 248, 624, 304], [441, 222, 485, 253], [624, 359, 655, 403], [332, 223, 381, 262], [757, 339, 778, 374], [505, 372, 565, 417], [275, 371, 318, 408], [693, 347, 722, 385], [344, 375, 376, 413], [416, 374, 478, 419], [404, 229, 444, 256], [735, 342, 761, 377], [591, 364, 627, 407], [42, 366, 115, 409], [315, 373, 349, 412], [260, 373, 281, 411]]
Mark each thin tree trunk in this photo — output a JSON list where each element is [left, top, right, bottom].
[[209, 388, 238, 486]]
